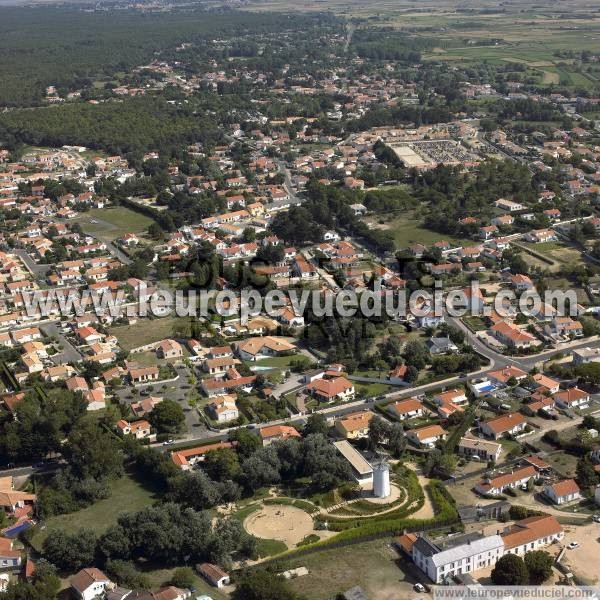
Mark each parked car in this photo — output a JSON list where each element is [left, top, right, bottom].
[[567, 542, 579, 549], [414, 584, 425, 592]]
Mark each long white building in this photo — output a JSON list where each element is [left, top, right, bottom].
[[411, 515, 563, 583]]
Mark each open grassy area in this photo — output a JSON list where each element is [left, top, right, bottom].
[[367, 212, 468, 250], [76, 206, 155, 241], [109, 315, 191, 351], [249, 354, 300, 369], [31, 472, 158, 551], [285, 537, 415, 599], [355, 381, 393, 397]]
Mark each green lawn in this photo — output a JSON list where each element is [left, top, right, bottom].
[[369, 213, 468, 249], [250, 354, 300, 369], [109, 315, 191, 351], [355, 382, 392, 397], [77, 206, 155, 241], [31, 472, 158, 551]]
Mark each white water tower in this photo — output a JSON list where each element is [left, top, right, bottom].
[[372, 459, 391, 498]]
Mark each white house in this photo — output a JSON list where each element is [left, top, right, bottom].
[[207, 395, 239, 422], [70, 568, 112, 600], [501, 515, 564, 556], [553, 387, 590, 410], [543, 479, 581, 505], [389, 397, 425, 421], [479, 413, 527, 440], [197, 562, 230, 588], [412, 534, 504, 584], [474, 465, 536, 495], [407, 424, 447, 448], [458, 437, 502, 462]]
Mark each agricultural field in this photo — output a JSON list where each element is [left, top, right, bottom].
[[244, 0, 600, 91]]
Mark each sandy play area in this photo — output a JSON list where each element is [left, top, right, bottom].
[[244, 504, 315, 547]]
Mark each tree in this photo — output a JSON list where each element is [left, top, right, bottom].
[[169, 567, 196, 590], [232, 570, 303, 600], [149, 399, 185, 433], [303, 413, 330, 437], [65, 421, 123, 481], [403, 339, 429, 370], [202, 448, 241, 481], [105, 560, 150, 589], [167, 471, 222, 510], [229, 428, 261, 458], [367, 416, 389, 451], [524, 550, 553, 584], [576, 457, 599, 489], [491, 554, 529, 585], [42, 529, 97, 572], [424, 449, 456, 478]]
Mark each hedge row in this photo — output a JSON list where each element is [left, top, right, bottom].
[[255, 480, 459, 568]]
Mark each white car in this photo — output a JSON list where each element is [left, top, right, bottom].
[[162, 439, 175, 446], [593, 515, 600, 523], [414, 584, 425, 592], [567, 542, 579, 549]]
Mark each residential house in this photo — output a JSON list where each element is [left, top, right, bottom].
[[0, 538, 21, 569], [426, 337, 458, 354], [479, 413, 527, 440], [236, 336, 296, 361], [305, 376, 355, 403], [543, 479, 581, 505], [474, 466, 536, 495], [129, 366, 159, 384], [553, 387, 590, 409], [116, 419, 152, 439], [411, 534, 504, 584], [171, 441, 234, 470], [488, 366, 527, 385], [524, 228, 557, 243], [490, 321, 537, 349], [500, 515, 563, 556], [70, 568, 113, 600], [207, 395, 239, 422], [260, 425, 301, 446], [389, 397, 425, 421], [458, 437, 502, 462], [407, 424, 447, 448], [157, 339, 183, 359], [334, 411, 373, 439], [0, 476, 36, 515]]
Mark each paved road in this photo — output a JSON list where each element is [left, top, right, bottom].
[[115, 362, 209, 437], [40, 322, 83, 364], [13, 249, 51, 277]]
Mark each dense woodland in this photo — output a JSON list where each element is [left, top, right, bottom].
[[0, 7, 337, 106]]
